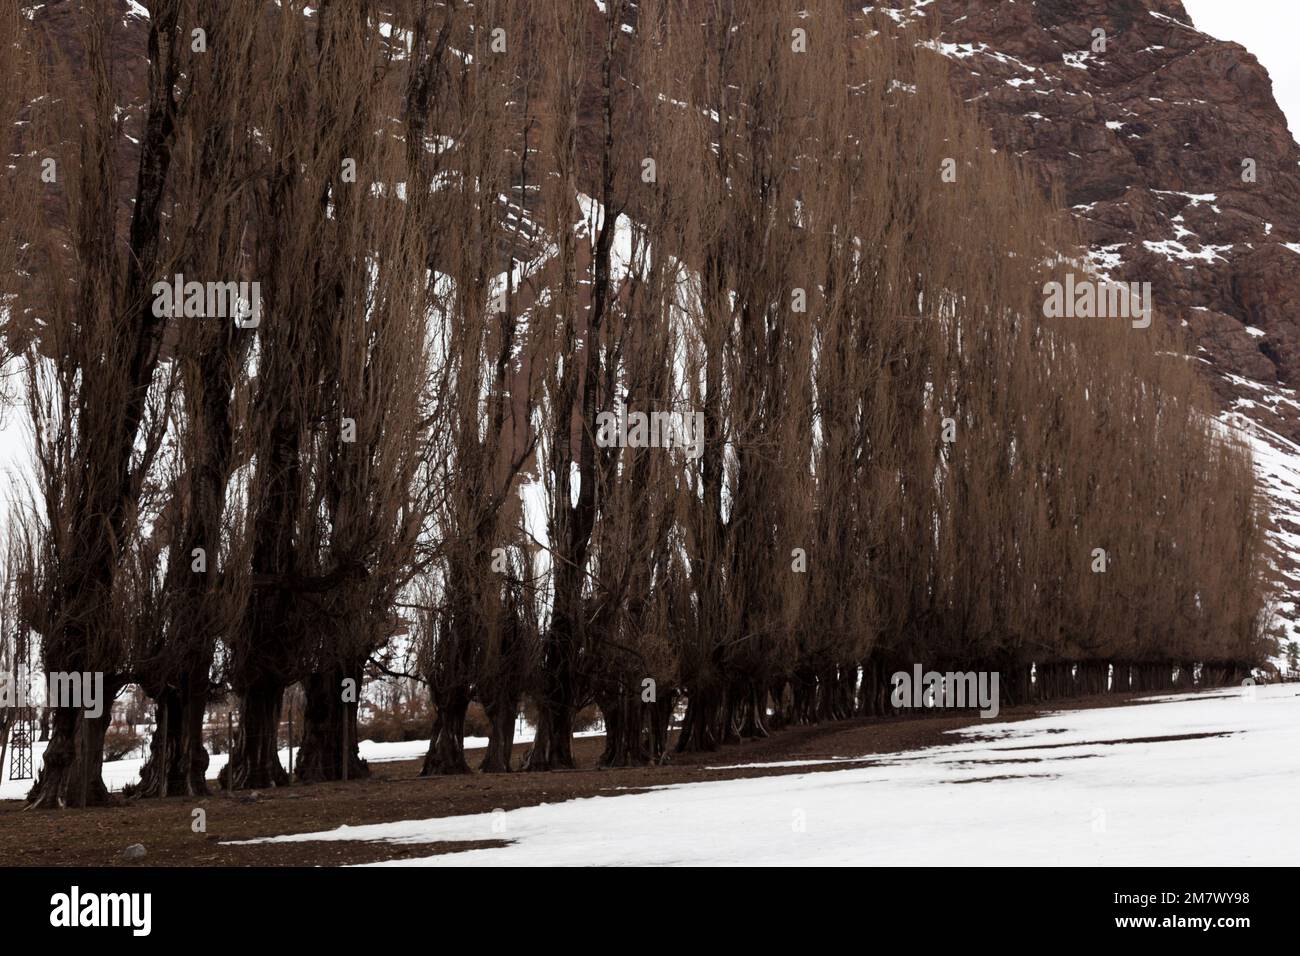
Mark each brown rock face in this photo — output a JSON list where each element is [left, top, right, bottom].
[[891, 0, 1300, 441], [887, 0, 1300, 642]]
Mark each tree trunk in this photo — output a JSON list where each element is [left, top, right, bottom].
[[792, 667, 818, 724], [767, 679, 791, 729], [522, 625, 578, 771], [857, 656, 879, 716], [597, 693, 640, 768], [718, 685, 742, 745], [134, 670, 212, 798], [738, 681, 769, 738], [479, 693, 518, 773], [421, 687, 471, 775], [26, 704, 114, 809], [648, 691, 676, 763], [0, 715, 10, 786], [522, 695, 576, 770], [598, 683, 674, 768], [813, 668, 837, 723], [295, 669, 369, 783], [675, 689, 719, 753], [997, 656, 1030, 709], [220, 676, 288, 790]]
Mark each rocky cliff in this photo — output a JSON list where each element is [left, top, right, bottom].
[[882, 0, 1300, 646], [898, 0, 1300, 426]]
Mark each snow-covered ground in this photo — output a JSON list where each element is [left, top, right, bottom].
[[231, 683, 1300, 866]]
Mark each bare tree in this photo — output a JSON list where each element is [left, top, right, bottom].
[[406, 0, 547, 776], [133, 0, 261, 799], [222, 0, 408, 788], [21, 0, 191, 807]]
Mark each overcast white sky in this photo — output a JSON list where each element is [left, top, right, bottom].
[[1182, 0, 1300, 137]]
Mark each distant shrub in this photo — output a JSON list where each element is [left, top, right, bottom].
[[104, 723, 144, 762], [520, 700, 602, 735]]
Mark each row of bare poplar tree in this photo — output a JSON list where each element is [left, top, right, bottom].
[[0, 0, 1272, 807]]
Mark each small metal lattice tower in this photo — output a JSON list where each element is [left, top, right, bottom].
[[7, 632, 36, 781], [9, 707, 34, 780]]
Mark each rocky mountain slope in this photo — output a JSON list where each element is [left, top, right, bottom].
[[883, 0, 1300, 653], [903, 0, 1300, 413]]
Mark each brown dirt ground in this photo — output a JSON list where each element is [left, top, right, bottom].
[[0, 692, 1157, 866]]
